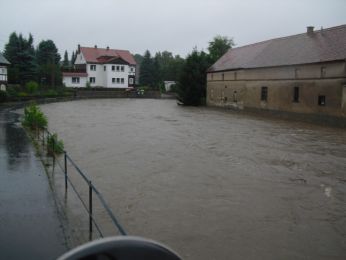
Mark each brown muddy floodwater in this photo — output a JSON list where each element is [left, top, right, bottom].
[[40, 99, 346, 259]]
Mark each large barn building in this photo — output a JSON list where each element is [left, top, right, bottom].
[[207, 25, 346, 122]]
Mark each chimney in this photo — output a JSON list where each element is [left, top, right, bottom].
[[307, 26, 314, 35], [106, 46, 109, 50], [77, 44, 81, 53], [94, 45, 97, 48]]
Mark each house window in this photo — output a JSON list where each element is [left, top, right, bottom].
[[293, 86, 299, 103], [130, 67, 134, 72], [104, 66, 106, 71], [121, 78, 124, 84], [90, 65, 96, 71], [318, 95, 326, 106], [112, 66, 115, 71], [121, 66, 124, 72], [116, 78, 120, 83], [129, 78, 134, 84], [89, 77, 95, 83], [261, 86, 268, 101], [112, 78, 115, 83], [72, 77, 80, 84], [321, 67, 326, 78], [116, 66, 120, 71]]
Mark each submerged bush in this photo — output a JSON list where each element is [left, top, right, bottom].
[[25, 81, 39, 94], [22, 104, 48, 130], [47, 133, 64, 154]]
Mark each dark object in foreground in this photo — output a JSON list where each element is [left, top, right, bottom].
[[58, 236, 182, 260]]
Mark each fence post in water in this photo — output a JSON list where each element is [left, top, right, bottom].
[[64, 151, 68, 192], [89, 180, 93, 241]]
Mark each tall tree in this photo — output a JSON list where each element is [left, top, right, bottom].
[[63, 50, 69, 69], [4, 32, 37, 84], [208, 35, 234, 64], [139, 50, 154, 87], [176, 48, 210, 105], [36, 40, 61, 87], [71, 51, 76, 65]]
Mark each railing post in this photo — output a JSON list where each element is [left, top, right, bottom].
[[64, 151, 68, 192], [42, 129, 45, 146], [89, 181, 93, 241], [52, 136, 55, 166]]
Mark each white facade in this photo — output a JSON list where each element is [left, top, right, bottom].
[[0, 66, 7, 82], [63, 75, 88, 88], [67, 51, 136, 88]]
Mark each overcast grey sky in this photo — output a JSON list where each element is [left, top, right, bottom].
[[0, 0, 345, 58]]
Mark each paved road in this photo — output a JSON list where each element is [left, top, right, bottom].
[[0, 105, 67, 260]]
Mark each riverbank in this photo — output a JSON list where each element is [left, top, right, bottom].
[[0, 106, 67, 259]]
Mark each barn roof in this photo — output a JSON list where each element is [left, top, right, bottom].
[[208, 25, 346, 72]]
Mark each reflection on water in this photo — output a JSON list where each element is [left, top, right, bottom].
[[40, 99, 346, 260]]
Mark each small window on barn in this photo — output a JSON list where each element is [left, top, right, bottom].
[[294, 68, 299, 79], [318, 95, 326, 106], [261, 86, 268, 101], [321, 67, 326, 78], [293, 86, 299, 103]]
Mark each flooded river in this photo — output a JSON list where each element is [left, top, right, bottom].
[[39, 99, 346, 259]]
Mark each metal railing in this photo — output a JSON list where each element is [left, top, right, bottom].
[[36, 127, 127, 240]]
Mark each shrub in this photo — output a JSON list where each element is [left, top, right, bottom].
[[25, 81, 39, 94], [47, 133, 64, 154], [22, 104, 48, 130], [18, 92, 28, 97], [0, 90, 7, 102], [45, 89, 58, 97]]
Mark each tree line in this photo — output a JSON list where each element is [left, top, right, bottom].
[[137, 35, 234, 105], [3, 32, 75, 88], [2, 32, 234, 106]]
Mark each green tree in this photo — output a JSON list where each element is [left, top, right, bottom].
[[139, 50, 154, 87], [176, 48, 210, 106], [208, 35, 234, 64], [36, 40, 61, 88], [63, 50, 69, 69], [71, 51, 76, 65], [4, 32, 37, 84]]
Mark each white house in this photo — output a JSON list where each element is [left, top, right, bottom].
[[0, 53, 10, 91], [63, 45, 136, 88]]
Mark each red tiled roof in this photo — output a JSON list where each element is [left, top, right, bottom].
[[63, 72, 88, 77], [209, 24, 346, 72], [80, 47, 136, 65]]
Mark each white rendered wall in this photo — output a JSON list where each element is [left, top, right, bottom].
[[63, 76, 87, 88]]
